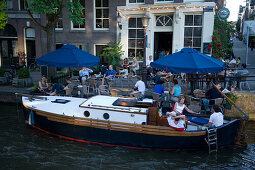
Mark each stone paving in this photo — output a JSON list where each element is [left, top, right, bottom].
[[232, 37, 255, 91]]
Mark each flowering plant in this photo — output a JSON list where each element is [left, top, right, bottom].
[[209, 14, 234, 60]]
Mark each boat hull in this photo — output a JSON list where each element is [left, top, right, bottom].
[[23, 106, 240, 150]]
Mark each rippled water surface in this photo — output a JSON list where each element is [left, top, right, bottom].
[[0, 103, 254, 169]]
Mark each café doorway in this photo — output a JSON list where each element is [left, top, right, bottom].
[[154, 32, 173, 60]]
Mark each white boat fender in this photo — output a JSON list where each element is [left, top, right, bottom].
[[28, 110, 34, 125]]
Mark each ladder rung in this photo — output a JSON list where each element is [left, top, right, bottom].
[[208, 138, 217, 142]]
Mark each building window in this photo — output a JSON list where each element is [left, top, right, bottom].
[[55, 18, 63, 30], [156, 0, 173, 2], [71, 0, 85, 30], [73, 43, 89, 52], [129, 0, 144, 3], [95, 0, 109, 29], [128, 18, 144, 59], [95, 44, 107, 64], [155, 15, 173, 26], [6, 0, 13, 10], [184, 15, 203, 52], [19, 0, 25, 10]]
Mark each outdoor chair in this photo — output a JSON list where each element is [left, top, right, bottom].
[[130, 91, 142, 98], [239, 74, 250, 91], [82, 85, 89, 98], [200, 98, 224, 114], [98, 85, 110, 95], [88, 78, 97, 94], [65, 88, 73, 96], [152, 92, 164, 107]]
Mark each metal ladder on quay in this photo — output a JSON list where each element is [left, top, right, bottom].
[[205, 128, 218, 153]]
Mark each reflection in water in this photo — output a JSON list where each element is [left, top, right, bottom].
[[0, 103, 254, 169]]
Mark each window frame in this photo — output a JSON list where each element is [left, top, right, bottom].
[[55, 18, 63, 31], [183, 14, 203, 52], [70, 0, 86, 30], [127, 0, 145, 4], [94, 0, 109, 30], [128, 17, 144, 58], [155, 0, 174, 3]]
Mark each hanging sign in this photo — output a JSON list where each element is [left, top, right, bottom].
[[217, 8, 230, 20]]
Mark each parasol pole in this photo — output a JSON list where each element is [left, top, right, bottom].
[[186, 73, 188, 95]]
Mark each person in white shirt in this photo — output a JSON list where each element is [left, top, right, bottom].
[[205, 105, 224, 128], [134, 76, 145, 96], [146, 55, 154, 76]]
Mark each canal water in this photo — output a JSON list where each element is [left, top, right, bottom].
[[0, 103, 254, 169]]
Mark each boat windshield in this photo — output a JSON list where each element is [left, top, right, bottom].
[[112, 98, 137, 107]]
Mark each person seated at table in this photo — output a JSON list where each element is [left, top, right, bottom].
[[146, 55, 154, 76], [170, 79, 181, 103], [204, 105, 223, 128], [38, 75, 50, 93], [235, 63, 249, 89], [48, 77, 74, 96], [167, 96, 199, 116], [133, 76, 145, 96], [104, 65, 116, 80], [202, 82, 223, 112], [236, 57, 241, 67], [229, 57, 236, 68], [79, 67, 93, 85], [130, 57, 139, 75], [153, 79, 165, 96]]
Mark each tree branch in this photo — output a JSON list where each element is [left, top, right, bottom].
[[25, 0, 47, 32]]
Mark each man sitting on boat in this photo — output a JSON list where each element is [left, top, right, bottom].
[[48, 77, 74, 96], [204, 105, 224, 128]]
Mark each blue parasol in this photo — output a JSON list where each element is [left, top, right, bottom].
[[151, 48, 225, 74], [36, 44, 100, 68]]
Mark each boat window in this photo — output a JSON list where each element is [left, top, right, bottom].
[[84, 111, 90, 117], [112, 98, 137, 107], [103, 113, 109, 120]]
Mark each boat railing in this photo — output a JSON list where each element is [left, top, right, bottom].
[[79, 104, 147, 114]]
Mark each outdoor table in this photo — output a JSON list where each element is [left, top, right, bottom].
[[136, 98, 155, 107]]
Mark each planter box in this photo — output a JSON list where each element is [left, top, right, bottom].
[[0, 77, 7, 85], [12, 78, 33, 87]]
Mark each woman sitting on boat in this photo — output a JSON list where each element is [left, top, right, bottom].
[[167, 96, 199, 116], [38, 75, 50, 93], [167, 112, 186, 131]]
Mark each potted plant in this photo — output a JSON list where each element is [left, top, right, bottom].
[[12, 68, 33, 87], [0, 68, 7, 85], [225, 93, 238, 110]]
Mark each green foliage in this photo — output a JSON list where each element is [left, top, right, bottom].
[[18, 68, 30, 79], [100, 42, 124, 66], [27, 0, 84, 26], [31, 83, 39, 91], [0, 68, 4, 77], [226, 93, 238, 105], [0, 1, 8, 29], [209, 13, 234, 60], [66, 0, 84, 25]]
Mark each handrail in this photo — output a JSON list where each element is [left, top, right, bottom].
[[212, 83, 249, 120], [15, 93, 47, 101]]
